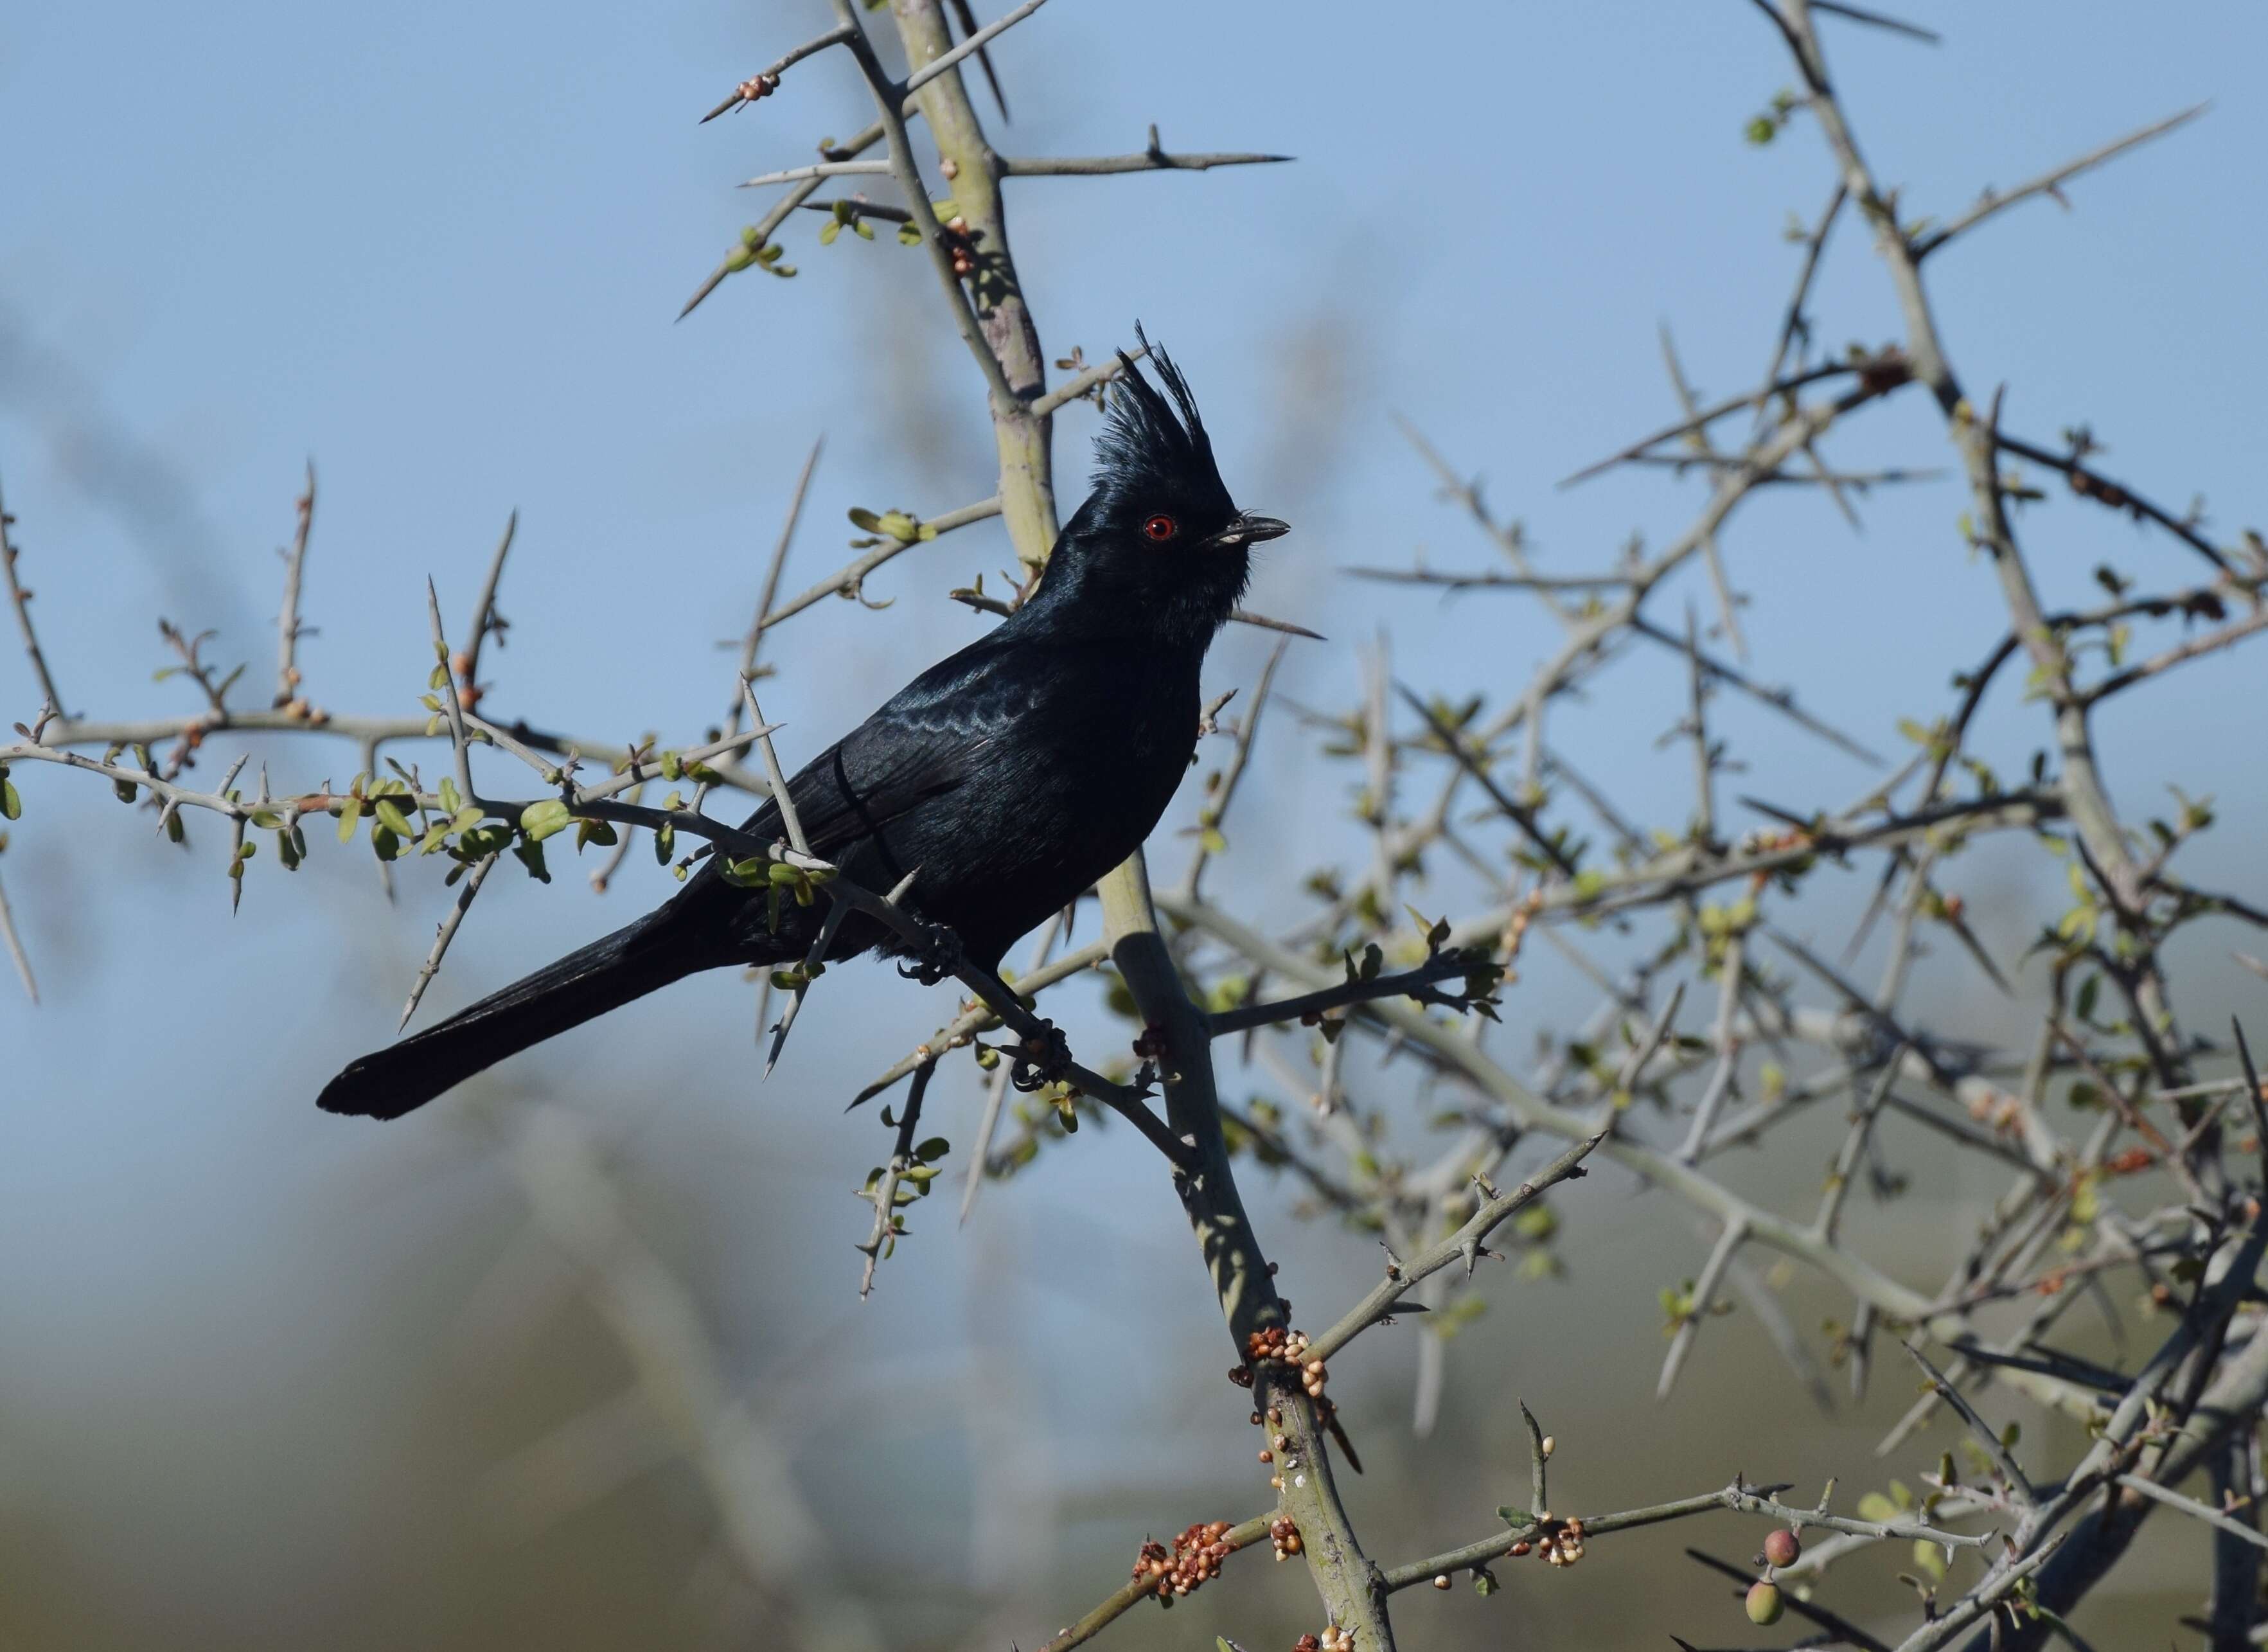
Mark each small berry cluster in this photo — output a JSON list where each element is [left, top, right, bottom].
[[2066, 466, 2133, 511], [1268, 1515, 1303, 1561], [1507, 1515, 1587, 1567], [1242, 1325, 1329, 1398], [1130, 1520, 1237, 1601], [941, 215, 979, 278], [1292, 1627, 1355, 1652], [733, 71, 779, 106], [447, 650, 482, 713]]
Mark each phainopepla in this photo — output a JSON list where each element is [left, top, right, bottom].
[[318, 342, 1286, 1119]]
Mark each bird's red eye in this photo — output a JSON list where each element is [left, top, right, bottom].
[[1142, 513, 1178, 542]]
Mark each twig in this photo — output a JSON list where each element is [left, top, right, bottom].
[[1377, 1477, 1989, 1594], [1033, 1514, 1274, 1652], [726, 438, 823, 738], [1657, 1216, 1746, 1401], [699, 25, 856, 122], [399, 849, 500, 1030], [0, 866, 35, 1004], [1205, 949, 1488, 1039], [457, 510, 518, 709], [1310, 1132, 1604, 1362], [1904, 1340, 2037, 1507], [0, 462, 64, 716], [959, 912, 1060, 1224], [856, 1057, 934, 1295], [740, 684, 804, 853], [272, 462, 315, 707], [1913, 105, 2208, 259], [901, 0, 1051, 100]]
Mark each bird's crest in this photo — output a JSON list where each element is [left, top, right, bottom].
[[1092, 327, 1232, 518]]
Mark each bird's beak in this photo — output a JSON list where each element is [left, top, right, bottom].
[[1209, 512, 1289, 550]]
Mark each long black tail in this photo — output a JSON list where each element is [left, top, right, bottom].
[[318, 912, 717, 1120]]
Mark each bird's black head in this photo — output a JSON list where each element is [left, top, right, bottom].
[[1033, 334, 1287, 644]]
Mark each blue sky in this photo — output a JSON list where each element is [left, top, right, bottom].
[[3, 3, 2264, 1645]]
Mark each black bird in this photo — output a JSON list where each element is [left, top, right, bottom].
[[318, 343, 1286, 1119]]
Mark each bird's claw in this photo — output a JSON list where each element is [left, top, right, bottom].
[[896, 920, 964, 987], [1009, 1019, 1072, 1092]]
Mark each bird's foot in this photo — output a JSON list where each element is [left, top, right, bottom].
[[1009, 1019, 1072, 1092], [896, 919, 964, 987]]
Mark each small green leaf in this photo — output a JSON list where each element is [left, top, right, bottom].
[[374, 799, 414, 839], [519, 799, 572, 842]]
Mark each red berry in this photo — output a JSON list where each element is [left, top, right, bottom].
[[1763, 1528, 1802, 1568]]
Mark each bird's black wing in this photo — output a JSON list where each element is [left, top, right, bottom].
[[727, 628, 1038, 861]]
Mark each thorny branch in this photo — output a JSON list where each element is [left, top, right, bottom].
[[6, 4, 2267, 1651]]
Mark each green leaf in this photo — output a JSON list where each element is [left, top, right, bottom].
[[336, 803, 360, 843], [373, 799, 414, 839], [519, 799, 572, 842], [0, 777, 19, 821], [818, 218, 841, 246], [513, 837, 551, 883], [438, 777, 463, 814]]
